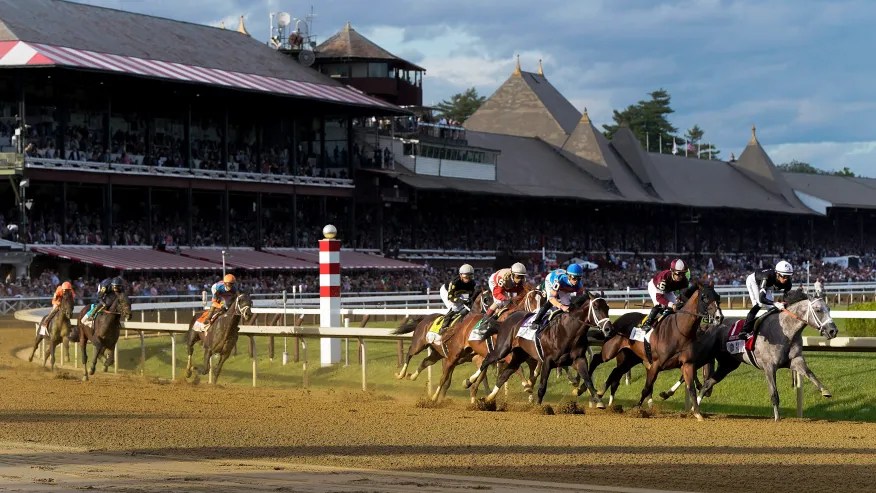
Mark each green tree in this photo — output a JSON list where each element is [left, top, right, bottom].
[[602, 89, 677, 153], [777, 160, 856, 177], [835, 166, 856, 177], [435, 87, 486, 124], [683, 124, 721, 160]]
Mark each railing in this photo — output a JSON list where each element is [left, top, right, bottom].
[[25, 157, 353, 188]]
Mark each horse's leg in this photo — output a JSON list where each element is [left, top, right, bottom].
[[28, 334, 44, 362], [697, 354, 741, 403], [534, 360, 554, 405], [573, 355, 603, 409], [468, 354, 486, 403], [682, 362, 704, 421], [409, 349, 442, 381], [80, 339, 89, 380], [790, 355, 832, 398], [602, 354, 638, 407], [485, 350, 527, 403], [90, 339, 103, 375], [465, 332, 512, 388], [763, 364, 781, 421], [397, 332, 426, 379], [431, 356, 454, 401], [636, 364, 660, 408], [660, 374, 686, 400], [213, 350, 232, 384]]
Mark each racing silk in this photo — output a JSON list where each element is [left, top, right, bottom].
[[754, 268, 792, 304], [544, 269, 583, 304], [489, 268, 524, 302], [96, 278, 113, 302], [52, 286, 71, 307], [446, 277, 476, 305], [650, 269, 690, 306], [210, 281, 238, 308]]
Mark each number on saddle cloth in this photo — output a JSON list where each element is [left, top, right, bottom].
[[428, 316, 444, 334]]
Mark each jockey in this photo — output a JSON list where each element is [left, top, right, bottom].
[[206, 274, 238, 326], [531, 263, 586, 334], [642, 259, 690, 330], [483, 262, 528, 321], [741, 260, 793, 338], [82, 277, 124, 326], [438, 263, 477, 334], [43, 281, 74, 328]]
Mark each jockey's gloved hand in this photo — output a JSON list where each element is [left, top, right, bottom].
[[773, 302, 785, 310]]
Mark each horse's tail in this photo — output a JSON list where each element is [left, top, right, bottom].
[[391, 316, 424, 335]]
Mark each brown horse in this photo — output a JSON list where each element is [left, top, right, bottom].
[[185, 292, 254, 383], [434, 286, 539, 403], [29, 290, 75, 370], [472, 293, 613, 406], [590, 280, 723, 420], [76, 291, 132, 380], [391, 291, 488, 382]]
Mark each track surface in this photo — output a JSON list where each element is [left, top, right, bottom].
[[2, 323, 876, 493]]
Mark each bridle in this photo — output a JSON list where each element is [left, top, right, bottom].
[[780, 299, 834, 335], [585, 298, 612, 334], [235, 294, 252, 320], [676, 290, 722, 325]]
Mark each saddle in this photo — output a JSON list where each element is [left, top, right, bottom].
[[193, 310, 214, 333]]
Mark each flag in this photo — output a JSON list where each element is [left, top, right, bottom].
[[672, 139, 678, 155]]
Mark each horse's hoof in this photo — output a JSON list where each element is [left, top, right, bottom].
[[82, 375, 88, 382], [185, 370, 192, 378], [575, 387, 585, 397], [659, 391, 672, 400], [694, 413, 705, 422], [822, 390, 832, 398], [463, 379, 473, 389], [395, 373, 405, 380], [408, 373, 419, 381], [89, 368, 95, 375], [27, 356, 33, 362], [527, 394, 535, 404]]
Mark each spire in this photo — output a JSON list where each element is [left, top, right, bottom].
[[513, 53, 521, 76], [236, 15, 250, 36], [537, 58, 544, 76], [219, 20, 225, 29], [344, 21, 352, 31], [750, 124, 758, 144], [580, 107, 590, 123]]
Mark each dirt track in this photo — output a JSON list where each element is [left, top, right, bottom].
[[2, 322, 876, 493]]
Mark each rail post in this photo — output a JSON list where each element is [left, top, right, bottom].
[[250, 335, 257, 387], [319, 224, 341, 366], [282, 289, 289, 365], [170, 333, 176, 381], [344, 318, 350, 367], [359, 336, 367, 391], [139, 330, 146, 375]]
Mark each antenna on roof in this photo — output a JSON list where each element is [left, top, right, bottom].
[[267, 6, 319, 65]]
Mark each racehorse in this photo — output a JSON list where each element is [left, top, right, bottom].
[[587, 280, 723, 420], [185, 292, 254, 383], [470, 293, 613, 406], [435, 286, 539, 403], [695, 288, 838, 421], [29, 290, 74, 371], [76, 290, 132, 380], [392, 291, 488, 381]]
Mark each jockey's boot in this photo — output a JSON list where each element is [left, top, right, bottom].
[[437, 308, 455, 335], [532, 302, 551, 331], [642, 305, 662, 330], [740, 305, 760, 339]]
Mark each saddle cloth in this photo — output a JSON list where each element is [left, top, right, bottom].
[[193, 310, 211, 332], [629, 327, 650, 342], [428, 316, 444, 334], [726, 320, 747, 354], [468, 319, 489, 341], [515, 314, 538, 341]]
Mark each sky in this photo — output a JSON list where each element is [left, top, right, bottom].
[[74, 0, 876, 177]]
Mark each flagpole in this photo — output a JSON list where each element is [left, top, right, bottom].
[[685, 140, 688, 157], [708, 143, 712, 160], [646, 133, 650, 152], [659, 134, 663, 154]]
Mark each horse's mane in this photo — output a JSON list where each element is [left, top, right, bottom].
[[569, 293, 591, 310], [784, 288, 808, 305]]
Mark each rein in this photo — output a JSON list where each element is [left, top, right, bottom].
[[780, 300, 834, 333]]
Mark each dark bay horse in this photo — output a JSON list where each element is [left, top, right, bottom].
[[696, 289, 838, 421], [185, 292, 254, 383], [29, 290, 74, 370], [472, 293, 613, 407], [588, 281, 723, 420], [77, 291, 132, 380]]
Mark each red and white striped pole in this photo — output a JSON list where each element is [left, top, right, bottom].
[[319, 224, 341, 366]]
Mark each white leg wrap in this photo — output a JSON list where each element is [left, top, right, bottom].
[[670, 380, 683, 392]]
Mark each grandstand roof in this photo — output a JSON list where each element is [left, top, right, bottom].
[[558, 112, 613, 182], [266, 248, 424, 269], [30, 246, 223, 271], [179, 248, 313, 270], [465, 69, 580, 146], [0, 0, 396, 110], [783, 173, 876, 210], [731, 127, 809, 210], [316, 22, 425, 72]]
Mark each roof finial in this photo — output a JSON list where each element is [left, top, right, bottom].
[[219, 20, 225, 29], [514, 53, 521, 75], [344, 21, 352, 31], [236, 15, 250, 36], [580, 107, 590, 123], [537, 58, 544, 76], [750, 124, 758, 144]]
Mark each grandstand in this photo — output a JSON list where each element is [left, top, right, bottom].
[[1, 0, 875, 289]]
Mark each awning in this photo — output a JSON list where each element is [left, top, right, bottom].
[[178, 248, 314, 270], [0, 41, 393, 109], [30, 245, 222, 271], [267, 248, 424, 270]]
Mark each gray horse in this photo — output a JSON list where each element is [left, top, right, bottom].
[[696, 288, 838, 421]]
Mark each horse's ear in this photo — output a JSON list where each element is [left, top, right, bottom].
[[708, 278, 715, 288], [600, 290, 605, 298], [588, 291, 596, 299]]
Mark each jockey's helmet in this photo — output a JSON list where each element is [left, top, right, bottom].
[[111, 277, 124, 287], [775, 260, 793, 277], [510, 263, 527, 283], [566, 263, 584, 277], [459, 264, 474, 275], [61, 281, 73, 290], [223, 274, 237, 284], [670, 259, 686, 273]]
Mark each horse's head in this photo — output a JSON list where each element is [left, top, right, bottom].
[[60, 290, 75, 319], [111, 291, 132, 321], [570, 291, 613, 337], [233, 292, 254, 322], [694, 279, 723, 325], [786, 289, 838, 339]]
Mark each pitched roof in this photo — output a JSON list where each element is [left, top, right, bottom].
[[731, 126, 809, 210], [316, 22, 425, 71], [783, 173, 876, 209], [0, 0, 329, 84], [609, 127, 672, 200], [465, 69, 580, 147], [559, 111, 613, 181]]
